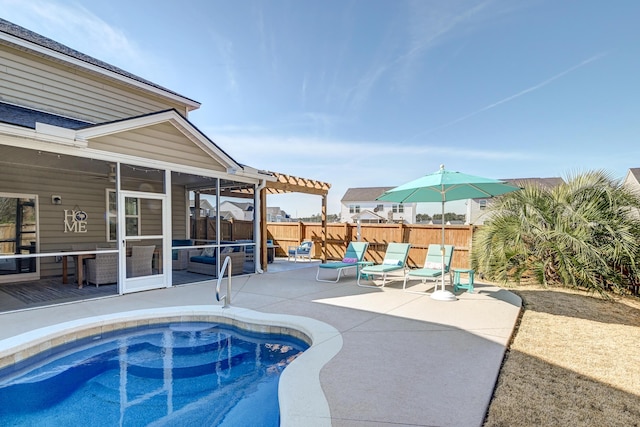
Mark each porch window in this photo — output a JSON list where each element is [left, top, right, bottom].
[[107, 190, 140, 241]]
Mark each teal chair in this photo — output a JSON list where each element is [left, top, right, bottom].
[[357, 243, 411, 288], [403, 244, 455, 294], [316, 242, 369, 282]]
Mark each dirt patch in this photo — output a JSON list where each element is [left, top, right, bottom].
[[484, 285, 640, 427]]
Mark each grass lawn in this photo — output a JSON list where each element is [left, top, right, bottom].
[[484, 285, 640, 426]]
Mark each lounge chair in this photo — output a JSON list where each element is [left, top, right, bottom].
[[287, 240, 313, 262], [403, 244, 455, 294], [316, 242, 369, 282], [357, 242, 411, 288]]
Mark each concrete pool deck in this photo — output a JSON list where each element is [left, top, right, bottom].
[[0, 259, 522, 426]]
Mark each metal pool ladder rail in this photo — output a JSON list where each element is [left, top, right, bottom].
[[216, 256, 232, 308]]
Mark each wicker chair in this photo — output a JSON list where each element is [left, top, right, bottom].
[[187, 248, 245, 277], [85, 252, 118, 287], [126, 245, 155, 278]]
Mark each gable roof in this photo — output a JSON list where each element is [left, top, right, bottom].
[[627, 168, 640, 182], [75, 108, 244, 172], [352, 209, 386, 221], [220, 200, 253, 211], [0, 18, 200, 111], [342, 187, 394, 203]]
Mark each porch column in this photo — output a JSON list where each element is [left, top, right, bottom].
[[260, 186, 267, 270], [321, 194, 327, 263]]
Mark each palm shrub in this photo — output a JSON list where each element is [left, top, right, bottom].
[[471, 170, 640, 295]]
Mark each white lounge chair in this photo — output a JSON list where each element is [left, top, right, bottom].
[[357, 242, 411, 288], [403, 244, 455, 294]]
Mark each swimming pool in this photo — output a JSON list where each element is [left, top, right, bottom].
[[0, 321, 309, 425], [0, 306, 342, 426]]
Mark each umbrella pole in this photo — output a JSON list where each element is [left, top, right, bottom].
[[431, 198, 457, 301], [441, 200, 445, 292]]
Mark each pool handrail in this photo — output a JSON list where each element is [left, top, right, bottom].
[[216, 255, 232, 308]]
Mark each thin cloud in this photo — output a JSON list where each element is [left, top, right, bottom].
[[412, 53, 607, 138], [207, 31, 241, 104], [0, 0, 143, 68], [344, 1, 496, 113]]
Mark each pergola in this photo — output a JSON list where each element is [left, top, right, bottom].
[[193, 171, 331, 270], [259, 172, 331, 268]]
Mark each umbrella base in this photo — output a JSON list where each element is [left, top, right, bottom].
[[430, 289, 457, 301]]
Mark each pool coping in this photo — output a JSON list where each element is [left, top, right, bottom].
[[0, 305, 342, 427]]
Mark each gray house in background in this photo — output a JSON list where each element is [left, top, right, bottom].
[[622, 168, 640, 218], [340, 187, 417, 224], [466, 177, 565, 225]]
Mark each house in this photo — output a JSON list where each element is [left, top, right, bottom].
[[266, 207, 291, 222], [214, 201, 254, 221], [622, 168, 640, 218], [340, 187, 417, 224], [623, 168, 640, 193], [189, 199, 215, 217], [0, 18, 282, 294], [466, 177, 565, 225]]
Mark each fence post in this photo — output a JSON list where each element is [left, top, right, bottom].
[[398, 222, 405, 243]]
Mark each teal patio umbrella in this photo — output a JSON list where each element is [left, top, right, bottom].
[[376, 165, 520, 301]]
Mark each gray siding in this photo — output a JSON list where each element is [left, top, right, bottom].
[[89, 124, 228, 172], [0, 162, 191, 278], [0, 46, 188, 123]]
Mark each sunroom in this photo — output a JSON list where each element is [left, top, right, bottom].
[[0, 106, 273, 306]]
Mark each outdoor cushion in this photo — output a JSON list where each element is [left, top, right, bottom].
[[424, 261, 443, 269], [383, 258, 402, 266], [190, 255, 216, 264], [202, 247, 215, 257]]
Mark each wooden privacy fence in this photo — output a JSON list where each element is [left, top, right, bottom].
[[267, 222, 476, 269], [190, 218, 253, 242]]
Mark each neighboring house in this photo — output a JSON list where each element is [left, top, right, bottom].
[[0, 18, 277, 293], [352, 210, 387, 224], [623, 168, 640, 194], [189, 199, 215, 217], [214, 201, 254, 221], [340, 187, 417, 224], [266, 207, 291, 222], [467, 177, 565, 225], [622, 168, 640, 218], [192, 200, 255, 220]]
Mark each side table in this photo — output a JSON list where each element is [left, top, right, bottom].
[[453, 268, 475, 293], [357, 261, 375, 280]]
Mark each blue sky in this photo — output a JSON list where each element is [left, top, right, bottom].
[[2, 0, 640, 216]]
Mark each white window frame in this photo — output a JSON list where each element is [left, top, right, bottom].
[[106, 189, 140, 242]]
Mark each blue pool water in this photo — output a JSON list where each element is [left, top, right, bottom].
[[0, 322, 309, 426]]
